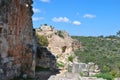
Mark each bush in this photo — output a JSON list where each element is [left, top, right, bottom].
[[57, 30, 64, 38], [94, 73, 114, 80], [37, 35, 49, 47], [68, 55, 74, 62], [79, 72, 83, 76], [102, 65, 110, 73], [57, 62, 65, 67], [110, 70, 120, 77]]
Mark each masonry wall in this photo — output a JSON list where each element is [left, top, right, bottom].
[[0, 0, 36, 79]]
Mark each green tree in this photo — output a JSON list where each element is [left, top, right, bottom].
[[72, 36, 120, 76]]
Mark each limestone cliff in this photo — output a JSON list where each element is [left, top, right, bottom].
[[36, 24, 80, 69], [0, 0, 36, 79]]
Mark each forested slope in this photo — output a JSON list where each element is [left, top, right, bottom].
[[72, 36, 120, 77]]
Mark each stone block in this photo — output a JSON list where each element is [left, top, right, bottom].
[[72, 62, 80, 73]]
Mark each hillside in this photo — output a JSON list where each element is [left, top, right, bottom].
[[72, 36, 120, 77], [36, 24, 80, 70]]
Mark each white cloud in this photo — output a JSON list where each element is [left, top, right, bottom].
[[52, 17, 70, 23], [83, 14, 96, 19], [52, 17, 81, 26], [40, 0, 50, 3], [33, 8, 41, 13], [32, 17, 44, 21], [73, 21, 81, 26]]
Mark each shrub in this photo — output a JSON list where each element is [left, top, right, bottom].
[[102, 65, 110, 73], [110, 70, 120, 77], [37, 35, 49, 47], [68, 55, 74, 62], [57, 30, 64, 38], [79, 72, 83, 76], [57, 62, 65, 67], [94, 73, 114, 80]]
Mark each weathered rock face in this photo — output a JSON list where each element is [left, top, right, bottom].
[[36, 24, 80, 69], [0, 0, 36, 79], [36, 46, 57, 70]]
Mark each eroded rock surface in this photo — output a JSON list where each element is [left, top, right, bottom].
[[36, 24, 80, 70], [0, 0, 36, 79]]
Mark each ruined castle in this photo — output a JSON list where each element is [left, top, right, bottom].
[[0, 0, 36, 79]]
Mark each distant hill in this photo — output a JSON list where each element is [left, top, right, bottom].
[[72, 36, 120, 77]]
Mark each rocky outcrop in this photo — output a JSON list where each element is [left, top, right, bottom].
[[0, 0, 36, 79], [36, 24, 80, 69], [36, 46, 57, 70]]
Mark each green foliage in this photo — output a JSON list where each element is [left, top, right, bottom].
[[102, 65, 110, 73], [110, 70, 120, 77], [35, 66, 50, 72], [57, 62, 65, 67], [79, 72, 83, 76], [94, 73, 114, 80], [72, 36, 120, 77], [37, 35, 49, 47], [68, 55, 74, 62], [57, 30, 64, 38]]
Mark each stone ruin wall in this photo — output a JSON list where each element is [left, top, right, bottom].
[[0, 0, 36, 79]]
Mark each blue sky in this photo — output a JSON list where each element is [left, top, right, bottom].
[[32, 0, 120, 36]]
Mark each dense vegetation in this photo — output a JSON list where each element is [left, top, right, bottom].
[[72, 34, 120, 77], [94, 73, 114, 80]]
